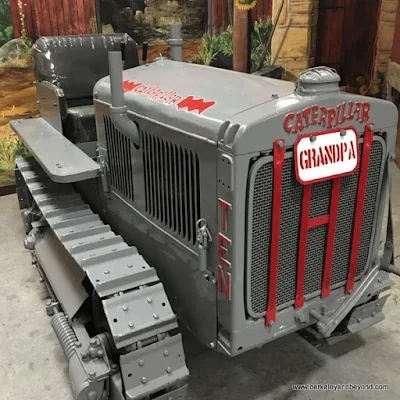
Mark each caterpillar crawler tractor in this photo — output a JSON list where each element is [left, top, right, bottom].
[[11, 33, 400, 400]]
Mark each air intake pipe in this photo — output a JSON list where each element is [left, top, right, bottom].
[[108, 51, 140, 146]]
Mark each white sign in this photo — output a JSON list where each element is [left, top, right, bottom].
[[294, 128, 359, 185]]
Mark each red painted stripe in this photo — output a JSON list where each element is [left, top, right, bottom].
[[321, 178, 341, 298], [295, 184, 312, 309], [308, 214, 330, 229], [266, 139, 285, 326], [346, 124, 374, 294]]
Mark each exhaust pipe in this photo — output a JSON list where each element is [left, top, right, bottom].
[[168, 24, 183, 62], [108, 51, 140, 146]]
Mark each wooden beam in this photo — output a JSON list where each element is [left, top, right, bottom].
[[233, 7, 251, 73]]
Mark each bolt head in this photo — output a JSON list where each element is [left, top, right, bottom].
[[127, 264, 133, 268], [209, 342, 215, 349], [141, 377, 148, 384], [88, 372, 97, 378], [46, 299, 52, 306], [147, 297, 153, 303], [122, 305, 128, 311], [340, 130, 347, 137], [316, 322, 323, 329], [138, 359, 144, 366], [128, 322, 135, 328], [372, 312, 376, 317], [104, 270, 110, 275], [166, 367, 172, 374], [164, 350, 169, 357], [89, 338, 98, 346], [75, 341, 82, 348], [153, 313, 159, 320], [277, 140, 284, 148], [357, 318, 362, 323], [310, 135, 317, 142]]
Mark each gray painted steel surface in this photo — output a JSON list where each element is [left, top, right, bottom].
[[11, 118, 100, 183]]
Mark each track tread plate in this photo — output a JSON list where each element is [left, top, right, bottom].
[[16, 157, 159, 297]]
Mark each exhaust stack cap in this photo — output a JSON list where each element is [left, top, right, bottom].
[[296, 66, 340, 95]]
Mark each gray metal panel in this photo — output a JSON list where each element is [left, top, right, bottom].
[[94, 60, 295, 142], [102, 282, 178, 349], [35, 229, 88, 318], [11, 118, 100, 183], [120, 334, 188, 400], [36, 81, 68, 131]]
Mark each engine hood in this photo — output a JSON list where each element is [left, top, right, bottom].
[[94, 59, 295, 142]]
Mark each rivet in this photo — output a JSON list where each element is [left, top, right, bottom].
[[310, 135, 317, 142], [75, 341, 81, 348], [88, 372, 96, 378], [90, 253, 95, 257], [122, 305, 128, 311], [153, 313, 159, 320], [209, 342, 215, 349], [164, 350, 169, 357], [340, 130, 347, 137], [112, 248, 117, 251], [277, 140, 284, 148], [89, 338, 98, 346], [128, 322, 135, 328], [166, 367, 172, 374], [100, 237, 104, 240], [141, 377, 148, 384], [138, 360, 144, 366], [79, 242, 84, 245], [147, 297, 153, 303], [357, 318, 362, 323], [372, 312, 376, 317], [378, 278, 382, 283], [112, 364, 118, 371], [128, 264, 133, 268], [104, 270, 110, 274], [69, 229, 74, 233]]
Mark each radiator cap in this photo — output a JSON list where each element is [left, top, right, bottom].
[[295, 66, 340, 95]]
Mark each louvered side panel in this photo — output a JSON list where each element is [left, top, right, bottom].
[[103, 116, 134, 202], [141, 130, 201, 246]]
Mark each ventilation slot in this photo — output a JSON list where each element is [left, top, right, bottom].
[[142, 131, 200, 245], [104, 116, 134, 201]]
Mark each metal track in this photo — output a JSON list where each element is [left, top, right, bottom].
[[16, 157, 189, 400]]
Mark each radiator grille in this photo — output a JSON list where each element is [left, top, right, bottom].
[[247, 138, 384, 317], [142, 131, 201, 245], [104, 116, 134, 201]]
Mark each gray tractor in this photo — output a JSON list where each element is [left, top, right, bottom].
[[11, 32, 400, 400]]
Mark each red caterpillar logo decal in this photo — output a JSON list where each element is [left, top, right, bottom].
[[283, 101, 371, 134], [123, 80, 216, 114]]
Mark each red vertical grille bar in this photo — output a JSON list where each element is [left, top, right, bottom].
[[346, 124, 374, 294], [295, 184, 311, 309], [321, 177, 341, 298], [266, 139, 285, 326]]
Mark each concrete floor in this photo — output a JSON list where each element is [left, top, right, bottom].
[[1, 167, 400, 400]]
